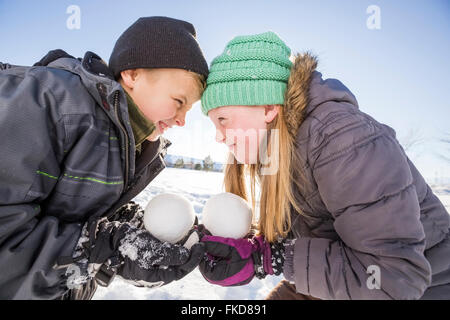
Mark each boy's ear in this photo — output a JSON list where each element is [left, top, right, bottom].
[[264, 105, 280, 123], [120, 69, 139, 89]]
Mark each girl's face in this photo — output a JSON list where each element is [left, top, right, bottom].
[[120, 68, 202, 141], [208, 105, 280, 164]]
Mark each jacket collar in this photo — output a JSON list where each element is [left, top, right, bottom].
[[124, 90, 156, 151]]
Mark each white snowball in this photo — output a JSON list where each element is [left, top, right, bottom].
[[202, 192, 252, 239], [144, 193, 195, 244]]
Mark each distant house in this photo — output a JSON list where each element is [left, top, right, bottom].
[[213, 162, 224, 171], [164, 154, 223, 172]]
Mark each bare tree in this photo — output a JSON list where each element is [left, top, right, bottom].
[[399, 128, 426, 153], [203, 155, 214, 171], [436, 131, 450, 164], [398, 128, 427, 162], [174, 158, 185, 169]]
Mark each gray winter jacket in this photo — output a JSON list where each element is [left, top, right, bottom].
[[283, 53, 450, 300], [0, 51, 170, 299]]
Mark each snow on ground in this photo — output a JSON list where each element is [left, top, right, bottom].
[[93, 168, 450, 300], [430, 183, 450, 212]]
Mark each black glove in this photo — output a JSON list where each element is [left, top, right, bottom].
[[116, 224, 205, 287], [108, 201, 145, 228], [59, 202, 205, 289], [87, 216, 205, 288]]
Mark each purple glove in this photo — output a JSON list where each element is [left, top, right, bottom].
[[198, 234, 285, 287]]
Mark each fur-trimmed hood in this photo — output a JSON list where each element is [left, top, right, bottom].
[[284, 52, 359, 137]]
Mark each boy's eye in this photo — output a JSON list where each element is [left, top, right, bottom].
[[174, 99, 183, 107]]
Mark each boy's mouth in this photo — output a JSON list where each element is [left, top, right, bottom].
[[158, 121, 170, 133]]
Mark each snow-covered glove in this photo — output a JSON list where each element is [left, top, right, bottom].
[[56, 201, 146, 289], [198, 233, 287, 286], [57, 202, 204, 289], [108, 201, 145, 228], [116, 224, 205, 288]]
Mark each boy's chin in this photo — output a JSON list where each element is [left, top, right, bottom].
[[147, 130, 162, 142]]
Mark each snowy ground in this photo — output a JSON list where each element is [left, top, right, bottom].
[[430, 183, 450, 212], [93, 168, 450, 300]]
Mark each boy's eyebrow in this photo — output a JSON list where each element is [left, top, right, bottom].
[[175, 94, 188, 105]]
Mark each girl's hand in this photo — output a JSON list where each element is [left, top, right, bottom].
[[198, 233, 286, 286]]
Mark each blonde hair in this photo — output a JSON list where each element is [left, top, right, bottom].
[[223, 54, 315, 242], [120, 68, 207, 97], [223, 107, 309, 243], [187, 71, 207, 96]]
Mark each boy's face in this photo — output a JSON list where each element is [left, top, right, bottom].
[[120, 68, 202, 141]]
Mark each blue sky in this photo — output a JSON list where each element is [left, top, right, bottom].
[[1, 0, 449, 181]]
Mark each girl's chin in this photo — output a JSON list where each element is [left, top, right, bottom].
[[232, 151, 258, 165]]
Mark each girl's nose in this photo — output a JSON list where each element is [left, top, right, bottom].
[[215, 129, 225, 143]]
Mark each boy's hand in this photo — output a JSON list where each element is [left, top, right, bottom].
[[116, 225, 205, 288], [83, 218, 205, 288], [108, 201, 145, 228], [60, 201, 205, 289]]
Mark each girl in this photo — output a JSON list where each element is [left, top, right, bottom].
[[198, 31, 450, 299]]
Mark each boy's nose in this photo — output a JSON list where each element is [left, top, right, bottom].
[[175, 118, 185, 127], [174, 112, 186, 127]]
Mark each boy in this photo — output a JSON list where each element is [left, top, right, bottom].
[[0, 16, 208, 300]]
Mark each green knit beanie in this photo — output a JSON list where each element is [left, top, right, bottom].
[[201, 31, 293, 115]]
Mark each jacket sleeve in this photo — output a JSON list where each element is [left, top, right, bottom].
[[290, 114, 432, 300], [0, 69, 82, 299]]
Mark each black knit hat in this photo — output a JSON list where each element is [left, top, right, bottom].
[[109, 16, 209, 79]]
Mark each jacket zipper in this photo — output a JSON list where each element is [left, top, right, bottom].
[[113, 90, 130, 192], [126, 137, 169, 190]]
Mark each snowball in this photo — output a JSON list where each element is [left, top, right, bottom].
[[202, 192, 252, 239], [144, 193, 195, 244]]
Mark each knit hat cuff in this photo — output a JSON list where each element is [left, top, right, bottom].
[[201, 80, 286, 115]]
